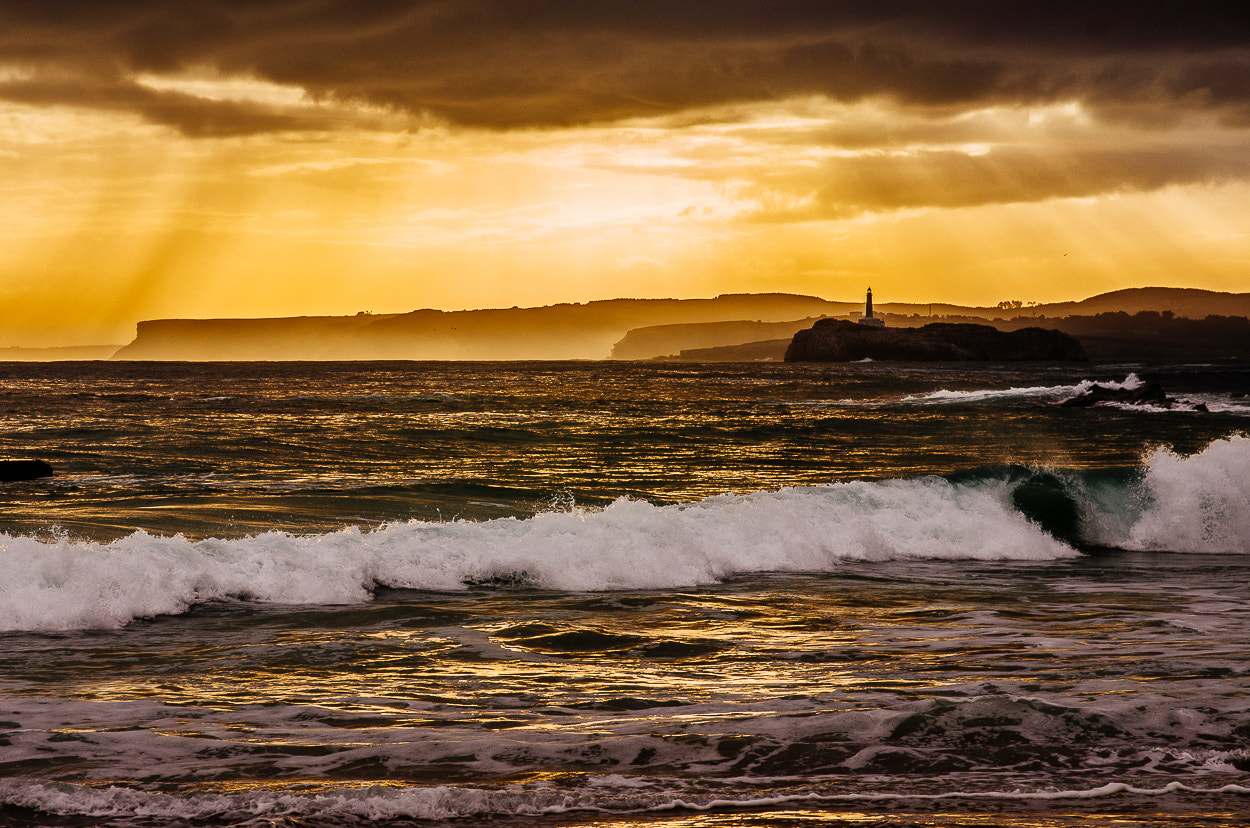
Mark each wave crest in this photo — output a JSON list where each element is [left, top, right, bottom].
[[1123, 434, 1250, 553], [4, 435, 1246, 632], [2, 476, 1071, 631]]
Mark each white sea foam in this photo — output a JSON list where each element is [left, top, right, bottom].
[[899, 373, 1250, 414], [793, 373, 1240, 411], [902, 373, 1145, 405], [1, 475, 1073, 632], [0, 780, 566, 823], [1121, 433, 1250, 553], [901, 384, 1069, 403], [1074, 372, 1146, 393], [3, 777, 1248, 824], [1072, 434, 1250, 553], [5, 435, 1246, 632]]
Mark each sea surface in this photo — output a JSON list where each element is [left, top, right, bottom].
[[2, 359, 1249, 828]]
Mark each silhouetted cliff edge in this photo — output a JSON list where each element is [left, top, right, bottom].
[[112, 295, 843, 361], [107, 287, 1245, 362], [112, 314, 396, 361], [785, 320, 1087, 362]]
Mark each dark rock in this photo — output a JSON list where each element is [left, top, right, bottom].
[[1058, 381, 1199, 409], [0, 459, 54, 482], [784, 320, 1087, 362]]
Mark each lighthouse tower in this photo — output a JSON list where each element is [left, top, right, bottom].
[[857, 287, 885, 327]]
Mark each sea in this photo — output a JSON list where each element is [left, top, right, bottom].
[[1, 359, 1249, 828]]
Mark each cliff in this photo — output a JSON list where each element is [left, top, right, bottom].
[[112, 314, 397, 361], [114, 294, 843, 361], [785, 320, 1087, 362], [611, 317, 829, 360], [656, 338, 793, 362], [334, 294, 844, 360], [107, 287, 1250, 362]]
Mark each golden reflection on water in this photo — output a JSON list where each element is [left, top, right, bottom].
[[336, 806, 1238, 828], [570, 812, 1243, 827], [44, 580, 1185, 709]]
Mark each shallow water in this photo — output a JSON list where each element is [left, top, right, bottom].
[[2, 360, 1249, 826]]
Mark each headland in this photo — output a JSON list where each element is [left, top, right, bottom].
[[14, 287, 1250, 362]]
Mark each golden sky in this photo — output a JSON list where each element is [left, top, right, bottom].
[[2, 2, 1250, 346]]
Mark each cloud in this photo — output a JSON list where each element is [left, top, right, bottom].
[[800, 142, 1250, 216], [2, 1, 1250, 133], [0, 74, 354, 136], [4, 0, 1250, 231]]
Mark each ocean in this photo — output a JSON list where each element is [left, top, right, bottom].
[[1, 359, 1249, 828]]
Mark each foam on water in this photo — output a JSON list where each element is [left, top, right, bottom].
[[1121, 434, 1250, 553], [901, 373, 1147, 405], [4, 435, 1247, 632], [3, 475, 1073, 631], [812, 372, 1250, 415], [1069, 434, 1250, 553], [900, 372, 1250, 414], [3, 777, 1248, 825], [902, 384, 1071, 404], [0, 780, 563, 823]]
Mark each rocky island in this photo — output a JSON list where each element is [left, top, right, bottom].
[[0, 459, 53, 482], [785, 319, 1087, 362]]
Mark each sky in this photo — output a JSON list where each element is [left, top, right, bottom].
[[3, 2, 1250, 346]]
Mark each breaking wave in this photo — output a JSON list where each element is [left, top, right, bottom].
[[3, 436, 1247, 632]]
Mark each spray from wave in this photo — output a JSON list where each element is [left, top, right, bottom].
[[1101, 434, 1250, 553]]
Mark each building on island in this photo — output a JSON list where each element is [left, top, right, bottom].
[[857, 287, 885, 328]]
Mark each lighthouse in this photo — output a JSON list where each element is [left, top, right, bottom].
[[857, 287, 885, 327]]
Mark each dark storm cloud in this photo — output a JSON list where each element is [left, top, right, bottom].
[[2, 1, 1249, 133], [0, 75, 345, 136]]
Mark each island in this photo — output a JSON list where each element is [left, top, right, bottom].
[[0, 459, 53, 482], [785, 319, 1087, 362]]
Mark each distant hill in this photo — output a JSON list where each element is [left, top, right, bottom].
[[1005, 310, 1250, 360], [107, 287, 1250, 361], [622, 288, 1250, 361], [1028, 288, 1250, 319], [868, 288, 1250, 320]]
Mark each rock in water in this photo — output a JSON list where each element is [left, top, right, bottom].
[[0, 459, 54, 482], [1060, 382, 1173, 408], [784, 320, 1087, 362]]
